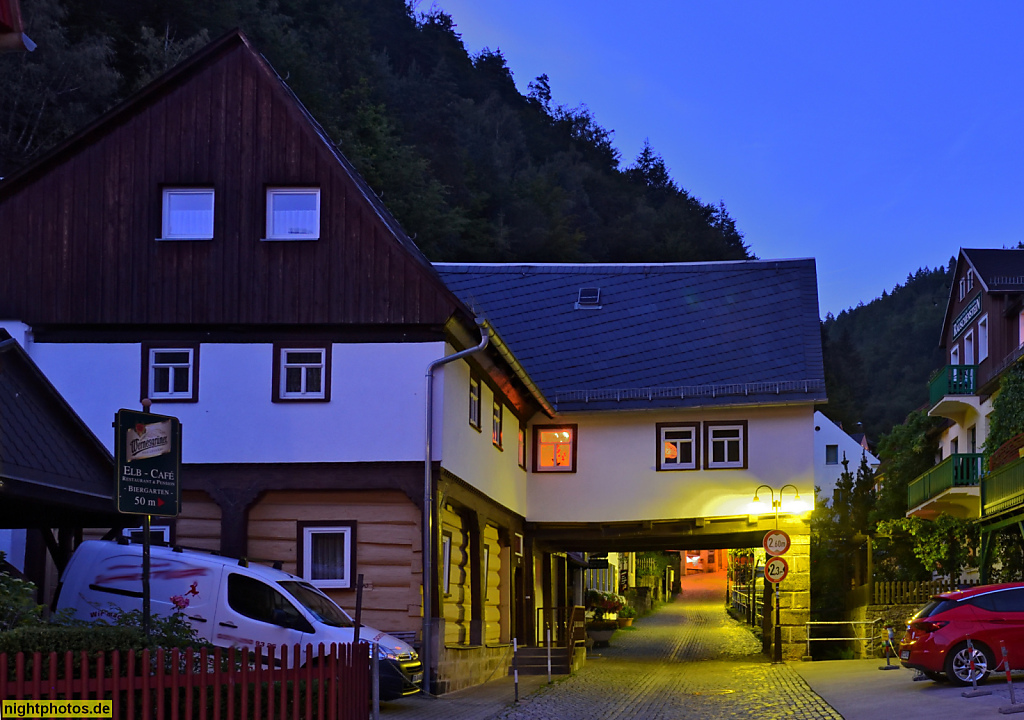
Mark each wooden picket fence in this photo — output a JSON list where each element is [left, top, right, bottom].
[[873, 579, 980, 605], [0, 642, 369, 720]]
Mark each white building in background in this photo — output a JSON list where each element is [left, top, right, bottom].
[[813, 411, 880, 500]]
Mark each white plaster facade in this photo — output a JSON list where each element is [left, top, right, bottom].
[[526, 405, 816, 523], [812, 411, 880, 500]]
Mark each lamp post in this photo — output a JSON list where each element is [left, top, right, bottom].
[[751, 483, 802, 664]]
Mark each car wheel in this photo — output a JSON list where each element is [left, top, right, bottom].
[[944, 642, 993, 686]]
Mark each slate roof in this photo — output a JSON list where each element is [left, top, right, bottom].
[[0, 331, 118, 527], [435, 260, 826, 412], [963, 248, 1024, 292]]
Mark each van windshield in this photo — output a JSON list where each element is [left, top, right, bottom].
[[278, 581, 354, 628]]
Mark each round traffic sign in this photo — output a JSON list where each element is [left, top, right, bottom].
[[763, 529, 791, 556], [765, 556, 789, 584]]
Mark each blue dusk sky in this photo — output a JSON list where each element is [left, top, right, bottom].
[[433, 1, 1024, 318]]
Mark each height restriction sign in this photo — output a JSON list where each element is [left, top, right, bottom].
[[763, 529, 791, 556], [765, 556, 789, 584], [115, 409, 181, 517]]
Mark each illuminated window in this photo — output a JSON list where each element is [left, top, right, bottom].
[[518, 427, 527, 470], [492, 400, 503, 448], [264, 188, 320, 240], [469, 376, 482, 430], [656, 422, 699, 471], [533, 425, 577, 473], [704, 421, 747, 470], [273, 344, 331, 402]]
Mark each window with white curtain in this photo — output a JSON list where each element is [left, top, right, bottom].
[[161, 189, 214, 240], [265, 188, 320, 240], [300, 522, 355, 589]]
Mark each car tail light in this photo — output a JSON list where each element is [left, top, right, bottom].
[[910, 619, 948, 634]]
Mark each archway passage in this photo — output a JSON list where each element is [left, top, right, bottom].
[[528, 513, 810, 661]]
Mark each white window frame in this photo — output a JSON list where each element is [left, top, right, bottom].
[[278, 347, 328, 400], [705, 421, 747, 470], [967, 269, 974, 292], [951, 344, 960, 366], [533, 425, 577, 473], [959, 278, 966, 301], [517, 427, 527, 470], [492, 400, 503, 448], [148, 347, 196, 401], [656, 423, 699, 471], [469, 376, 482, 430], [964, 329, 975, 366], [442, 532, 453, 596], [160, 188, 214, 240], [979, 314, 989, 362], [301, 524, 354, 589], [264, 188, 321, 240]]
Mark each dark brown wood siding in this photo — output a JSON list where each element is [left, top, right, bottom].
[[0, 37, 458, 328]]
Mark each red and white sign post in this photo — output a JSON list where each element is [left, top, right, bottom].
[[763, 529, 790, 663]]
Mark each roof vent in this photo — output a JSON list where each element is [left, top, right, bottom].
[[575, 287, 602, 310]]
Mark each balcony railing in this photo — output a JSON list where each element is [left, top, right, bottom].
[[907, 453, 984, 509], [928, 365, 978, 407], [982, 455, 1024, 517]]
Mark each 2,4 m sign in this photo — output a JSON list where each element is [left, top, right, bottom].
[[115, 409, 181, 517]]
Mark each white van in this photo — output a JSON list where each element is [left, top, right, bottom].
[[55, 540, 422, 700]]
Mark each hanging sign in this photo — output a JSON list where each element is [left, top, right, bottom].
[[765, 556, 789, 584], [763, 529, 791, 557]]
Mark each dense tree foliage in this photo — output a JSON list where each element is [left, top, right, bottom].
[[985, 364, 1024, 466], [820, 265, 952, 442], [0, 0, 750, 266]]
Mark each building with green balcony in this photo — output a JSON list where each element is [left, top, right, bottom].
[[911, 249, 1024, 580]]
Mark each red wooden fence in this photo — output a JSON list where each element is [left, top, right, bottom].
[[0, 642, 369, 720]]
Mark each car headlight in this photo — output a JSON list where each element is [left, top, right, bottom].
[[377, 646, 399, 661]]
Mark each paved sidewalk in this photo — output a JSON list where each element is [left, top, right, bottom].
[[384, 572, 841, 720]]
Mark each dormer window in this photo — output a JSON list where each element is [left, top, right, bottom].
[[574, 287, 602, 310], [265, 188, 320, 240], [160, 188, 214, 240]]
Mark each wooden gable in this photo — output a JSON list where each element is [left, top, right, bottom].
[[0, 31, 461, 328]]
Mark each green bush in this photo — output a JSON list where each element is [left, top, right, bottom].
[[0, 625, 145, 655], [0, 551, 46, 630]]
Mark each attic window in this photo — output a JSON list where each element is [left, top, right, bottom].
[[575, 287, 602, 310]]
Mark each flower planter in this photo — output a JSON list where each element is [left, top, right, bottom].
[[587, 628, 615, 646], [617, 617, 633, 628]]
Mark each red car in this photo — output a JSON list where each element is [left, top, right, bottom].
[[899, 582, 1024, 685]]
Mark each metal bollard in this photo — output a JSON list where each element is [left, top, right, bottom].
[[879, 626, 898, 670], [999, 640, 1024, 715], [546, 624, 553, 684], [513, 638, 519, 703], [371, 641, 380, 720], [962, 636, 993, 698]]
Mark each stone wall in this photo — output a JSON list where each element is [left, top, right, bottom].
[[435, 643, 516, 694], [846, 603, 918, 658], [774, 518, 811, 661]]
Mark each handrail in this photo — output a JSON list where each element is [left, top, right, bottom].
[[982, 454, 1024, 517], [804, 619, 880, 659]]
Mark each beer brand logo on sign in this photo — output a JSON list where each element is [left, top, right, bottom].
[[126, 420, 172, 461]]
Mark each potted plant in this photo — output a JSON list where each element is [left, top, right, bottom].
[[586, 590, 626, 646], [617, 605, 636, 628]]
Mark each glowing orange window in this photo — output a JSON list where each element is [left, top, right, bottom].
[[534, 425, 577, 472]]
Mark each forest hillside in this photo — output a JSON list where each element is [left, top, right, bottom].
[[0, 0, 749, 265]]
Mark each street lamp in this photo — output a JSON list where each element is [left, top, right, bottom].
[[751, 483, 803, 663]]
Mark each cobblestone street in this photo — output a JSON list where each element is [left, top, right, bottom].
[[391, 571, 842, 720]]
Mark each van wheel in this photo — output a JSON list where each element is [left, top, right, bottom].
[[944, 642, 992, 686]]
